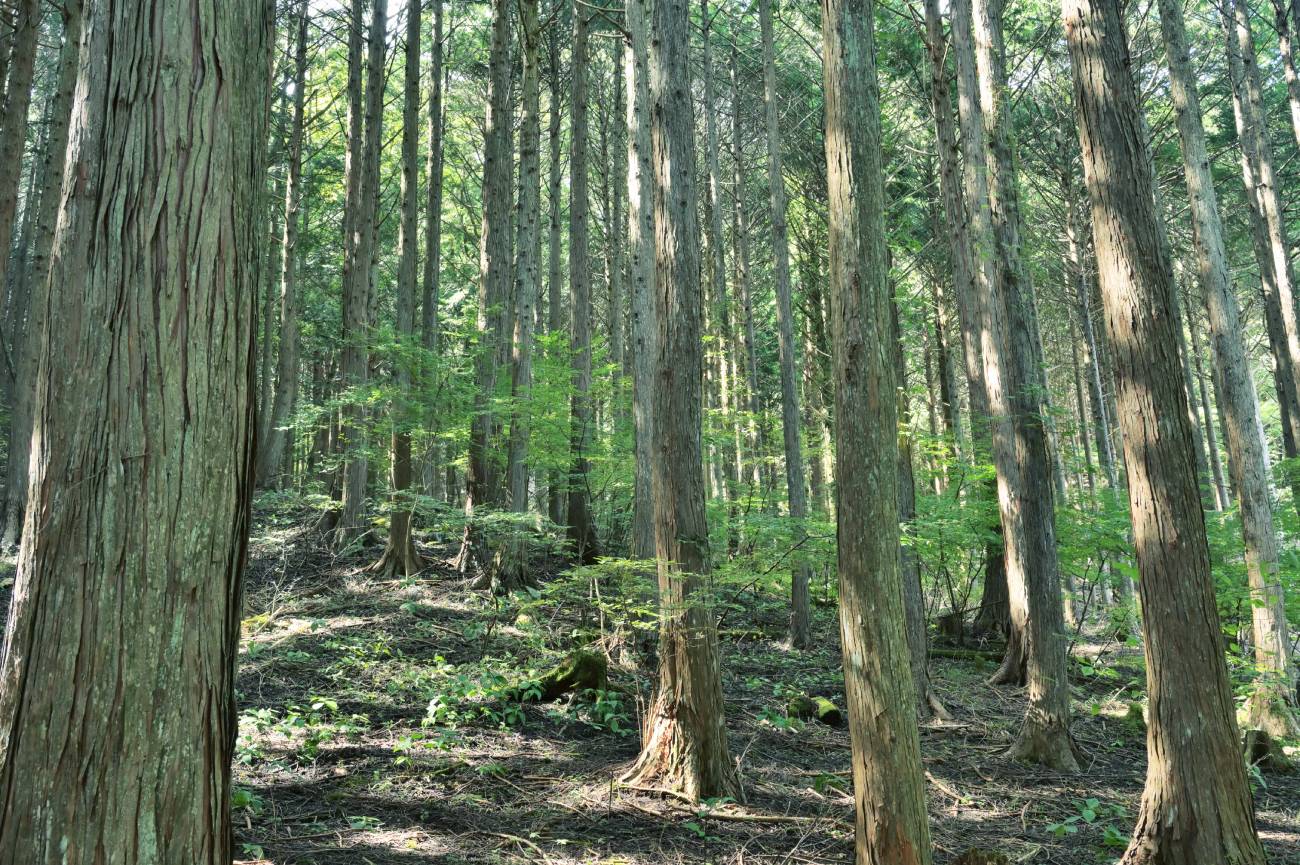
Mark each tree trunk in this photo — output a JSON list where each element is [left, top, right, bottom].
[[622, 0, 738, 801], [823, 1, 934, 858], [759, 0, 813, 649], [421, 0, 446, 500], [371, 0, 429, 578], [546, 27, 567, 528], [0, 0, 80, 547], [1063, 0, 1268, 858], [1223, 0, 1300, 509], [626, 0, 656, 559], [924, 0, 1008, 639], [958, 0, 1077, 770], [0, 0, 39, 327], [1156, 0, 1297, 735], [1269, 0, 1300, 150], [257, 0, 309, 488], [0, 0, 269, 860], [457, 0, 512, 576], [495, 0, 543, 590], [732, 45, 765, 499], [334, 0, 388, 550], [1189, 317, 1231, 513], [566, 5, 599, 564]]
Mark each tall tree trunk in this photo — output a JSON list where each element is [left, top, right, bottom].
[[566, 5, 599, 564], [422, 0, 446, 500], [759, 0, 813, 649], [257, 0, 309, 488], [496, 0, 543, 590], [334, 0, 388, 550], [0, 0, 38, 327], [959, 0, 1077, 770], [1190, 317, 1231, 511], [924, 0, 1007, 639], [622, 0, 738, 800], [0, 0, 270, 859], [546, 26, 567, 528], [457, 0, 513, 576], [1269, 0, 1300, 150], [0, 0, 80, 547], [1063, 0, 1268, 858], [626, 0, 656, 558], [371, 0, 429, 578], [606, 46, 626, 383], [1157, 0, 1297, 735], [732, 45, 765, 498], [1223, 0, 1300, 510], [823, 0, 934, 857]]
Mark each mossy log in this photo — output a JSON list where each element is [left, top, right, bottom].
[[529, 650, 608, 702], [786, 694, 844, 727]]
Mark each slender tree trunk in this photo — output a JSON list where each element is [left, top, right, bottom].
[[732, 46, 765, 498], [0, 0, 38, 322], [0, 0, 80, 547], [1270, 0, 1300, 150], [0, 0, 269, 859], [622, 0, 738, 800], [546, 27, 567, 528], [371, 0, 429, 578], [626, 0, 656, 558], [334, 0, 388, 550], [1190, 319, 1231, 512], [924, 0, 1007, 638], [959, 0, 1077, 770], [823, 1, 934, 857], [606, 48, 626, 383], [422, 0, 446, 500], [759, 0, 813, 649], [457, 0, 513, 576], [1223, 0, 1300, 509], [1156, 0, 1297, 735], [1063, 0, 1268, 858], [257, 0, 309, 488], [495, 0, 543, 589], [566, 5, 599, 564]]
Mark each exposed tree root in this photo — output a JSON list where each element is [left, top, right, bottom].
[[367, 533, 427, 578], [1007, 711, 1080, 773], [988, 628, 1027, 686]]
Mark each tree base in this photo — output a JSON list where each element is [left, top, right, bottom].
[[1007, 714, 1080, 772], [621, 695, 742, 803], [1245, 687, 1300, 740], [367, 535, 428, 578], [474, 531, 536, 594], [988, 630, 1028, 686]]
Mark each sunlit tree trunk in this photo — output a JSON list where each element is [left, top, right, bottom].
[[1269, 0, 1300, 150], [334, 0, 388, 550], [566, 4, 599, 564], [0, 0, 270, 859], [759, 0, 813, 648], [959, 0, 1077, 770], [1156, 0, 1297, 735], [0, 0, 80, 546], [622, 0, 738, 800], [457, 0, 513, 576], [1064, 0, 1268, 858], [257, 0, 309, 488], [823, 0, 934, 858], [626, 0, 656, 558]]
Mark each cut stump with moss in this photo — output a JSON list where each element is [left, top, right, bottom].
[[529, 650, 608, 702], [786, 694, 844, 727]]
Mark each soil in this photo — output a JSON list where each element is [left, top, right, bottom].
[[144, 504, 1300, 863]]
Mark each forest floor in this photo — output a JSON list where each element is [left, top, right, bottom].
[[188, 500, 1300, 863]]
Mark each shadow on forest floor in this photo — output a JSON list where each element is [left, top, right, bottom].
[[227, 504, 1295, 864]]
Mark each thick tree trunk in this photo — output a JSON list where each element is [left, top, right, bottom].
[[626, 0, 656, 559], [372, 0, 429, 579], [257, 0, 309, 488], [960, 0, 1077, 770], [759, 0, 813, 649], [0, 0, 80, 547], [457, 0, 513, 576], [1157, 0, 1297, 735], [566, 5, 599, 564], [823, 1, 934, 858], [0, 0, 269, 860], [1063, 0, 1268, 858], [334, 0, 388, 550], [622, 0, 738, 801]]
